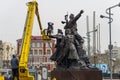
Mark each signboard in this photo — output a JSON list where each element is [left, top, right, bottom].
[[91, 64, 108, 74], [99, 64, 108, 74]]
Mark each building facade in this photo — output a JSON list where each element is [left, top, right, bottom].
[[112, 46, 120, 59], [1, 42, 17, 68], [0, 40, 3, 68], [104, 45, 120, 73], [17, 36, 56, 72]]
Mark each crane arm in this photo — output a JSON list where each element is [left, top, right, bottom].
[[35, 6, 42, 31], [19, 1, 51, 79], [35, 4, 51, 40], [19, 1, 37, 80]]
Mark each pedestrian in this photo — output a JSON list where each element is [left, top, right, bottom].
[[11, 54, 19, 80]]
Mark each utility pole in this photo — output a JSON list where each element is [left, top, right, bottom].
[[93, 11, 96, 67], [98, 24, 101, 53], [86, 16, 90, 57], [96, 24, 101, 54]]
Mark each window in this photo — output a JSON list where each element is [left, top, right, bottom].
[[112, 50, 118, 54], [32, 42, 35, 47], [34, 56, 39, 63], [37, 42, 43, 48], [47, 57, 51, 62], [34, 56, 37, 64], [34, 50, 38, 55], [37, 43, 39, 47], [40, 42, 43, 47], [39, 57, 43, 63], [28, 57, 32, 64], [29, 50, 33, 55], [35, 42, 37, 47], [46, 42, 52, 48], [39, 50, 42, 55], [47, 50, 51, 55]]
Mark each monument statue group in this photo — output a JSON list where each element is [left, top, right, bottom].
[[50, 10, 91, 70], [49, 10, 102, 80]]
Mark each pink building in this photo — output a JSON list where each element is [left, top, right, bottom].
[[17, 36, 56, 72]]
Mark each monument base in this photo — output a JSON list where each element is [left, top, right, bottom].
[[51, 69, 102, 80]]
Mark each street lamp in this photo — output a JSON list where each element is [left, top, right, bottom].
[[100, 2, 120, 80]]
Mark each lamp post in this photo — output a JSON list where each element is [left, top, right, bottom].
[[100, 3, 120, 80]]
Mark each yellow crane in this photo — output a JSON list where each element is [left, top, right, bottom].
[[19, 0, 50, 80]]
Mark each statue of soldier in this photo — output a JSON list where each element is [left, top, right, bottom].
[[64, 29, 80, 69], [63, 10, 84, 46], [50, 10, 91, 70], [50, 29, 68, 70], [50, 29, 80, 70], [62, 10, 91, 69]]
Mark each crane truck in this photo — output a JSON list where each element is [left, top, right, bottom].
[[19, 0, 51, 80]]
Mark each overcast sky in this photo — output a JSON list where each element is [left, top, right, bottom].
[[0, 0, 120, 53]]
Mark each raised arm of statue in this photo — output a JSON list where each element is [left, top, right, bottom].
[[65, 13, 68, 24], [72, 10, 84, 23], [49, 34, 63, 39]]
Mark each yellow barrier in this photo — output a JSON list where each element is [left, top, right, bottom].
[[52, 77, 56, 80], [0, 76, 4, 80]]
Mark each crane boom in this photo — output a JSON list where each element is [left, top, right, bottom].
[[19, 1, 36, 80], [19, 1, 50, 80]]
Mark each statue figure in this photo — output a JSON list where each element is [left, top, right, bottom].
[[63, 10, 90, 68], [50, 29, 68, 70], [50, 29, 64, 61], [63, 29, 80, 69], [50, 10, 91, 70], [63, 10, 84, 46], [50, 29, 80, 70]]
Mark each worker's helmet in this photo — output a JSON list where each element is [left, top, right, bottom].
[[48, 22, 54, 26]]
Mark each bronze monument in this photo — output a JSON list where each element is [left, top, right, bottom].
[[50, 10, 102, 80]]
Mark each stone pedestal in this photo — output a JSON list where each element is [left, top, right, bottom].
[[51, 69, 102, 80]]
